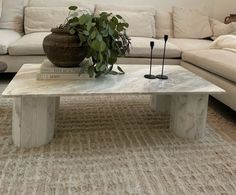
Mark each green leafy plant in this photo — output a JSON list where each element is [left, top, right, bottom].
[[59, 6, 131, 78]]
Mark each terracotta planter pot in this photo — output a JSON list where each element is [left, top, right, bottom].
[[43, 28, 88, 67]]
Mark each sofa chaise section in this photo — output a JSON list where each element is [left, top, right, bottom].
[[168, 38, 212, 51], [182, 49, 236, 83], [181, 49, 236, 111]]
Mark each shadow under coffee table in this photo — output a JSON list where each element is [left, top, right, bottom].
[[2, 64, 224, 148]]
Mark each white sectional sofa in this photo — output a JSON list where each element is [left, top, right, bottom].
[[0, 0, 236, 111]]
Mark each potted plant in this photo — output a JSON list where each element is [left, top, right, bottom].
[[43, 6, 131, 78]]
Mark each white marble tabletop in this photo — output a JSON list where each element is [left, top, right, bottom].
[[2, 64, 224, 97]]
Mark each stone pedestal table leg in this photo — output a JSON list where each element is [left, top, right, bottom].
[[170, 94, 208, 139], [150, 95, 171, 114], [12, 96, 59, 148]]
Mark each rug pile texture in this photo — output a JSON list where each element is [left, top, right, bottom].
[[0, 82, 236, 194]]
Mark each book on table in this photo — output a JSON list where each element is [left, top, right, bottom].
[[37, 59, 92, 80]]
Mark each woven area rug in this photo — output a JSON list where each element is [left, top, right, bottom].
[[0, 81, 236, 194]]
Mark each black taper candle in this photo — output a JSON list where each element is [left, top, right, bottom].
[[156, 35, 168, 80], [144, 41, 156, 79]]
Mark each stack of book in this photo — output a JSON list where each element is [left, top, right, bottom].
[[37, 60, 92, 80]]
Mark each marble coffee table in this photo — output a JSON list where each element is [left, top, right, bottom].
[[2, 64, 224, 148]]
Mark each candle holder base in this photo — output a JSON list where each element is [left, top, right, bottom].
[[156, 75, 168, 80], [144, 74, 156, 79]]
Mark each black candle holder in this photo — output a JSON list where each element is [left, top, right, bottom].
[[156, 35, 168, 80], [144, 41, 156, 79]]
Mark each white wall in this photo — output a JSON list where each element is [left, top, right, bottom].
[[212, 0, 236, 21]]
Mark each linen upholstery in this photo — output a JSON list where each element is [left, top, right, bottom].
[[155, 11, 174, 38], [8, 32, 50, 55], [209, 35, 236, 52], [128, 37, 181, 58], [24, 7, 70, 34], [97, 11, 155, 38], [95, 4, 155, 15], [181, 61, 236, 112], [0, 30, 21, 54], [0, 0, 24, 32], [168, 38, 212, 51], [27, 0, 95, 12], [173, 6, 212, 39], [210, 19, 236, 39], [182, 49, 236, 83], [0, 55, 46, 72], [95, 4, 156, 38]]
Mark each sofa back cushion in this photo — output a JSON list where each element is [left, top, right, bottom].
[[0, 0, 24, 33], [95, 3, 156, 15], [210, 19, 236, 40], [155, 11, 174, 38], [27, 0, 95, 13], [24, 7, 69, 34], [173, 6, 212, 39], [95, 4, 156, 38], [97, 10, 155, 38]]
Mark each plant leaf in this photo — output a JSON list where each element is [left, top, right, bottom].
[[109, 71, 118, 75], [69, 28, 76, 35], [79, 14, 90, 25], [116, 15, 123, 19], [69, 6, 78, 11], [91, 31, 97, 39], [88, 66, 94, 78], [117, 66, 125, 74], [100, 41, 106, 52], [107, 64, 113, 73]]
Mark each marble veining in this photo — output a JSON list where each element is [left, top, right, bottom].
[[12, 96, 58, 148], [2, 64, 224, 97], [170, 94, 209, 139]]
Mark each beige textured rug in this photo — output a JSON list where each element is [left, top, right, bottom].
[[0, 82, 236, 194]]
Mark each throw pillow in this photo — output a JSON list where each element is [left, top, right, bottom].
[[95, 4, 155, 16], [24, 7, 90, 34], [0, 0, 24, 33], [209, 35, 236, 53], [28, 0, 95, 13], [155, 10, 174, 38], [210, 19, 236, 40], [97, 10, 156, 38], [173, 6, 212, 39]]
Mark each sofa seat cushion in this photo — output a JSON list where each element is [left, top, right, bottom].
[[0, 30, 21, 54], [128, 37, 181, 58], [9, 32, 50, 55], [169, 38, 212, 51], [182, 49, 236, 83]]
